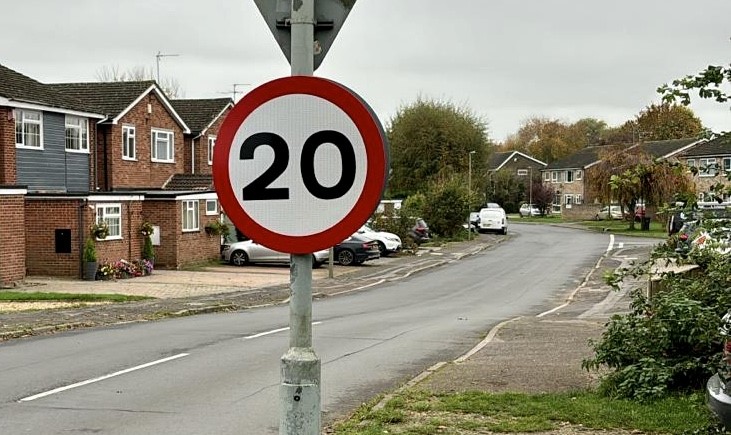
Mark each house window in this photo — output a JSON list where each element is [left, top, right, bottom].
[[686, 159, 695, 168], [96, 204, 122, 239], [517, 169, 528, 176], [699, 158, 717, 177], [565, 170, 574, 183], [723, 157, 731, 173], [205, 199, 218, 215], [564, 195, 574, 206], [152, 129, 174, 163], [575, 170, 583, 181], [551, 171, 558, 182], [207, 136, 216, 165], [65, 116, 89, 151], [122, 125, 136, 160], [543, 171, 550, 181], [575, 194, 583, 205], [15, 109, 42, 148], [182, 200, 199, 232]]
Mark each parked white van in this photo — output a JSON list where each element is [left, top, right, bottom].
[[478, 207, 508, 235]]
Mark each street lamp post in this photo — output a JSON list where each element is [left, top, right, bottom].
[[468, 151, 476, 240]]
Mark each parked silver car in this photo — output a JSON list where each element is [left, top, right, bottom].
[[221, 239, 329, 268]]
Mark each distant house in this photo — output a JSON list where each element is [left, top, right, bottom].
[[541, 146, 603, 215], [543, 138, 706, 219], [486, 150, 546, 207], [679, 133, 731, 205]]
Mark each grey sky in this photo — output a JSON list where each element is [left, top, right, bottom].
[[3, 0, 730, 142]]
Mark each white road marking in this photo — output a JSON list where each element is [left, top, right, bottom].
[[244, 322, 322, 340], [607, 234, 615, 252], [19, 353, 189, 402]]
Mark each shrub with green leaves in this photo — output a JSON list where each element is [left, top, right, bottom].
[[584, 242, 731, 401]]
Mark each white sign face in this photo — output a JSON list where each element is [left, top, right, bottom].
[[214, 76, 388, 254], [227, 94, 368, 236]]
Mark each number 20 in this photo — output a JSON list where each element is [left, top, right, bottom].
[[239, 130, 356, 201]]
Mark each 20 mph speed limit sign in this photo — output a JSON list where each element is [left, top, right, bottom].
[[213, 76, 388, 254]]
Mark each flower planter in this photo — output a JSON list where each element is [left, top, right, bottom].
[[83, 261, 98, 281]]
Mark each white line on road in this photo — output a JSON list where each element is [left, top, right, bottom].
[[607, 234, 615, 252], [244, 322, 323, 340], [19, 353, 189, 402]]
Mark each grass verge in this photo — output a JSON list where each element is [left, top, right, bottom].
[[330, 389, 717, 434], [0, 291, 151, 302]]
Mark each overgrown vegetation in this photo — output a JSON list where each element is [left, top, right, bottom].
[[583, 218, 731, 401]]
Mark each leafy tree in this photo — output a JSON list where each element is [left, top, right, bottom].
[[530, 181, 555, 216], [421, 176, 471, 238], [96, 64, 183, 98], [634, 102, 704, 141], [502, 117, 587, 164], [586, 146, 694, 229], [487, 169, 524, 213], [658, 64, 731, 109], [387, 98, 491, 198]]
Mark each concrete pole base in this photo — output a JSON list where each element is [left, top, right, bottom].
[[280, 347, 321, 434]]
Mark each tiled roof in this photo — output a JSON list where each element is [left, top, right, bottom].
[[0, 63, 98, 113], [47, 81, 156, 118], [171, 98, 232, 134], [488, 151, 513, 170], [682, 133, 731, 157], [163, 174, 213, 191], [635, 137, 701, 159], [545, 146, 607, 170]]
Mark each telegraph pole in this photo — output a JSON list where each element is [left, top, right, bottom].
[[281, 1, 319, 434]]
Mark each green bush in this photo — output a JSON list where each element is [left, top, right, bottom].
[[583, 244, 730, 401], [421, 177, 471, 238]]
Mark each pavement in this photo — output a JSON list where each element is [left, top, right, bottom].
[[0, 228, 649, 400]]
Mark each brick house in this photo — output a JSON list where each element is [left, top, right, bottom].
[[48, 81, 225, 270], [0, 63, 104, 285], [543, 138, 705, 219], [486, 151, 546, 208], [679, 133, 731, 205], [171, 98, 233, 176]]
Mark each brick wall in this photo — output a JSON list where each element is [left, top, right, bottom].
[[94, 201, 145, 265], [0, 107, 18, 184], [142, 199, 220, 269], [197, 108, 230, 176], [0, 193, 26, 286], [100, 92, 185, 190], [25, 199, 82, 277]]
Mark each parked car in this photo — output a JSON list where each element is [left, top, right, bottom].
[[484, 202, 502, 209], [334, 234, 380, 266], [356, 224, 402, 256], [409, 218, 431, 244], [519, 203, 540, 217], [707, 310, 731, 429], [467, 212, 480, 231], [478, 207, 508, 234], [221, 239, 329, 268], [595, 205, 623, 220]]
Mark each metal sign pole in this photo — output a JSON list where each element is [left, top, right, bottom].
[[280, 1, 320, 434]]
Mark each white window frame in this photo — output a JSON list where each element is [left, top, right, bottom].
[[687, 159, 696, 168], [551, 171, 558, 182], [205, 199, 218, 215], [64, 116, 89, 152], [723, 157, 731, 173], [575, 170, 583, 181], [96, 203, 122, 240], [151, 129, 174, 163], [517, 169, 528, 176], [122, 125, 136, 160], [182, 200, 199, 232], [14, 109, 43, 149], [575, 194, 583, 205], [699, 158, 717, 177], [207, 136, 216, 165], [543, 171, 550, 182], [565, 170, 574, 183], [564, 194, 574, 206]]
